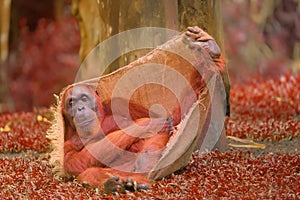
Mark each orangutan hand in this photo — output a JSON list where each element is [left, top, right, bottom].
[[184, 26, 221, 58]]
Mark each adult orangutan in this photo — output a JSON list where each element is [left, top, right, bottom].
[[51, 26, 228, 194], [62, 83, 173, 193]]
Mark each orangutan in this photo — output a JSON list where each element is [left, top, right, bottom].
[[62, 83, 173, 192], [60, 26, 228, 193]]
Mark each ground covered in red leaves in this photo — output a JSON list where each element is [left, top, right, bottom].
[[0, 73, 299, 199], [228, 74, 300, 141]]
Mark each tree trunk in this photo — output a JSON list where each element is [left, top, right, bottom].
[[72, 0, 180, 73], [0, 0, 11, 63], [0, 0, 11, 112], [72, 0, 225, 70]]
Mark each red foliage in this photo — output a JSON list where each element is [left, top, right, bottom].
[[227, 73, 300, 140], [143, 151, 300, 199], [0, 151, 299, 199], [0, 156, 104, 199], [0, 111, 51, 152], [7, 17, 80, 111]]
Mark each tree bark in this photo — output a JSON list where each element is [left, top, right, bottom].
[[0, 0, 11, 112], [0, 0, 11, 63], [72, 0, 179, 73], [72, 0, 226, 70]]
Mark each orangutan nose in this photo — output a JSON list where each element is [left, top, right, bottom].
[[77, 106, 85, 111]]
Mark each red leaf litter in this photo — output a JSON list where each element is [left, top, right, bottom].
[[227, 73, 300, 141], [0, 152, 299, 199], [0, 73, 299, 199], [0, 111, 51, 153]]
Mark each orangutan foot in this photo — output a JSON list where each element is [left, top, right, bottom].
[[103, 176, 150, 194], [103, 176, 124, 194]]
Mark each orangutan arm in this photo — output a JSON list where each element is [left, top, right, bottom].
[[64, 117, 172, 176], [185, 26, 230, 116], [64, 140, 105, 176]]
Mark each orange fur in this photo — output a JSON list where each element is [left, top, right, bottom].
[[62, 85, 172, 191]]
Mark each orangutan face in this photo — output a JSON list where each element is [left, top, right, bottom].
[[63, 85, 103, 139]]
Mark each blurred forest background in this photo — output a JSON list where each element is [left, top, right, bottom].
[[0, 0, 299, 112]]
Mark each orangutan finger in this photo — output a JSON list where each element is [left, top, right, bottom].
[[185, 31, 200, 40], [187, 26, 200, 34]]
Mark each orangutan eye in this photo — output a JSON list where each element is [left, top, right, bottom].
[[81, 95, 89, 102]]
